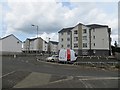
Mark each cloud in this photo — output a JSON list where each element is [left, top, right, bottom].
[[4, 1, 118, 43], [40, 32, 58, 42], [5, 2, 70, 34], [27, 32, 58, 42], [111, 34, 118, 45]]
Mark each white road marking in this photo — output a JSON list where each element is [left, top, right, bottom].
[[80, 79, 93, 88], [76, 76, 93, 78], [79, 77, 120, 81], [50, 76, 73, 84], [0, 71, 15, 78]]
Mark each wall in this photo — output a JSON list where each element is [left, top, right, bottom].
[[1, 35, 22, 52], [82, 25, 90, 49], [72, 25, 79, 50], [50, 43, 58, 53], [43, 41, 48, 52], [91, 27, 109, 50], [37, 38, 43, 51], [23, 39, 29, 51], [58, 32, 71, 50]]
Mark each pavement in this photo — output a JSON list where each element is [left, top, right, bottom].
[[1, 55, 119, 89]]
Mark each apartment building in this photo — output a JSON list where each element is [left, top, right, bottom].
[[43, 40, 48, 53], [23, 37, 48, 53], [58, 27, 74, 50], [58, 23, 111, 56], [0, 34, 22, 52], [48, 41, 59, 54]]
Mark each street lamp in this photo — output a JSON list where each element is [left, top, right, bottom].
[[31, 24, 39, 55], [31, 24, 39, 38], [48, 37, 51, 56]]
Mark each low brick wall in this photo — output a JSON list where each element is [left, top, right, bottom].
[[115, 52, 120, 60]]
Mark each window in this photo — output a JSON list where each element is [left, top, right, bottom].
[[83, 36, 87, 40], [17, 41, 19, 43], [67, 44, 70, 48], [67, 38, 70, 41], [93, 36, 95, 39], [61, 45, 63, 48], [61, 38, 63, 41], [83, 43, 87, 48], [94, 43, 95, 46], [61, 33, 63, 35], [74, 37, 78, 42], [83, 29, 87, 33], [74, 43, 78, 48], [74, 30, 78, 34], [93, 29, 95, 32]]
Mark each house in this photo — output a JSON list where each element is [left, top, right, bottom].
[[0, 34, 22, 52], [23, 37, 48, 53], [48, 41, 58, 54], [58, 23, 111, 56]]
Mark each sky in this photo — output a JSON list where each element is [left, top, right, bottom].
[[0, 0, 119, 45]]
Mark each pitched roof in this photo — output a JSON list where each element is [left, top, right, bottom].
[[49, 41, 58, 45], [58, 23, 84, 33], [27, 38, 37, 41], [0, 34, 22, 42], [86, 24, 108, 28], [58, 27, 74, 33], [26, 37, 43, 41]]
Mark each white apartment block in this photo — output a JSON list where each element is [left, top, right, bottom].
[[58, 23, 111, 56], [58, 27, 74, 50], [43, 40, 48, 52], [23, 37, 48, 53], [71, 24, 90, 55], [49, 41, 58, 54], [0, 34, 22, 52]]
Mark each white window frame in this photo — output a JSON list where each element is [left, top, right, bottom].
[[74, 30, 78, 34], [83, 43, 87, 48], [74, 43, 78, 48], [83, 36, 87, 40], [74, 37, 78, 42]]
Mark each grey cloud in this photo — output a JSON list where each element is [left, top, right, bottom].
[[5, 2, 118, 44]]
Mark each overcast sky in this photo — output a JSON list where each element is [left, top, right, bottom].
[[0, 0, 119, 45]]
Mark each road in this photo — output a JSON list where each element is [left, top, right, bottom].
[[1, 55, 119, 89]]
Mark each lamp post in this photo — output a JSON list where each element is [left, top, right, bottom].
[[48, 37, 51, 56], [32, 24, 38, 38], [31, 24, 39, 55]]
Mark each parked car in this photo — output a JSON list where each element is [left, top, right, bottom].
[[46, 55, 59, 62]]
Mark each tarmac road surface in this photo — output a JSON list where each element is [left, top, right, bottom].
[[1, 55, 119, 89]]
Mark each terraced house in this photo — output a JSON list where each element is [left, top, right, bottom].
[[58, 23, 111, 56]]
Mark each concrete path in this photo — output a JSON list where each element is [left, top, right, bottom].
[[14, 72, 51, 88]]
